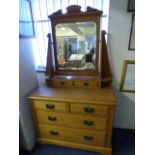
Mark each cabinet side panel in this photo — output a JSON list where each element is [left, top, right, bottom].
[[106, 106, 116, 147]]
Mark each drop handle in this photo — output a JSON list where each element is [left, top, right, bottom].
[[84, 82, 89, 86], [60, 81, 65, 85], [48, 116, 57, 121], [84, 107, 95, 113], [84, 135, 93, 141], [46, 103, 55, 109], [50, 131, 59, 136], [84, 120, 94, 126]]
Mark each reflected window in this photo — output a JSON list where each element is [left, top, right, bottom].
[[55, 22, 96, 70]]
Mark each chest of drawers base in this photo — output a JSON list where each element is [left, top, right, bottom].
[[37, 138, 112, 155], [29, 86, 116, 155]]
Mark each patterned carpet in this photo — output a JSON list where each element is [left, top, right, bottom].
[[21, 128, 135, 155]]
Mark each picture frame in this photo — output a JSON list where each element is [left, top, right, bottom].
[[19, 0, 35, 38], [127, 0, 135, 12], [120, 60, 135, 93], [128, 13, 135, 50]]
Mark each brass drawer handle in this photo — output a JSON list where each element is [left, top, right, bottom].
[[60, 81, 65, 85], [84, 82, 89, 86], [84, 120, 94, 126], [84, 135, 93, 141], [50, 131, 59, 136], [46, 103, 55, 109], [84, 107, 95, 113], [48, 116, 57, 121]]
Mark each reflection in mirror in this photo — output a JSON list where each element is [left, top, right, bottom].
[[55, 22, 96, 70]]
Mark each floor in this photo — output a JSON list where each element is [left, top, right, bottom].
[[21, 128, 135, 155]]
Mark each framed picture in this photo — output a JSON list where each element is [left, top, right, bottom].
[[120, 60, 135, 93], [128, 14, 135, 50], [127, 0, 135, 12], [19, 0, 35, 38]]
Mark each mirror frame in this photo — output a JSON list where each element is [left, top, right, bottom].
[[48, 5, 102, 76]]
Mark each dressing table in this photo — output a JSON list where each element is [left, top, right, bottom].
[[28, 5, 116, 155]]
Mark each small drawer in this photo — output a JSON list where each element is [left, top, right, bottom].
[[33, 100, 67, 112], [52, 79, 73, 87], [70, 103, 108, 117], [74, 80, 98, 88], [38, 125, 106, 146], [36, 111, 107, 131]]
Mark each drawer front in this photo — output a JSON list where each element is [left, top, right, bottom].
[[33, 100, 67, 112], [38, 125, 106, 146], [52, 79, 73, 87], [36, 111, 107, 131], [74, 80, 98, 88], [70, 103, 108, 117]]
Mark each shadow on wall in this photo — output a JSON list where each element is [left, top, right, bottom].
[[19, 39, 39, 150], [112, 84, 135, 129]]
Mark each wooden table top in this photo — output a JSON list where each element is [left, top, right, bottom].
[[28, 85, 116, 106]]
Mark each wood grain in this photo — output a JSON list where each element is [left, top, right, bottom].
[[38, 124, 106, 146], [28, 85, 116, 105], [37, 137, 112, 155], [33, 100, 68, 112], [70, 103, 108, 117], [36, 110, 107, 131]]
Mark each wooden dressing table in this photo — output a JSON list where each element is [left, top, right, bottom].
[[28, 5, 116, 155]]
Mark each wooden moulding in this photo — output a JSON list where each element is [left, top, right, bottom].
[[48, 5, 103, 19], [37, 138, 112, 155], [28, 85, 116, 104]]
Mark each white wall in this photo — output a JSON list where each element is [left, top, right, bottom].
[[19, 39, 39, 150], [107, 0, 135, 129]]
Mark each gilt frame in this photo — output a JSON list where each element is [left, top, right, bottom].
[[120, 60, 135, 93]]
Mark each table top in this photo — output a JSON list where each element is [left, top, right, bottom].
[[28, 85, 116, 106]]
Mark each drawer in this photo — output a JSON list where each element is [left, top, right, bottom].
[[33, 100, 67, 112], [52, 79, 73, 87], [74, 80, 98, 88], [36, 111, 107, 131], [70, 103, 108, 117], [38, 124, 106, 146]]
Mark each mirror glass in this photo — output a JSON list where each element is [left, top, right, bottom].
[[55, 22, 96, 70]]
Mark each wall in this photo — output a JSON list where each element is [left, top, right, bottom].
[[19, 39, 39, 150], [107, 0, 135, 129]]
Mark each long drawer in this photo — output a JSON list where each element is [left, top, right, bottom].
[[70, 103, 108, 117], [38, 124, 106, 147], [33, 100, 68, 112], [36, 111, 107, 131]]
